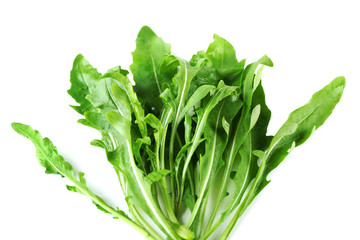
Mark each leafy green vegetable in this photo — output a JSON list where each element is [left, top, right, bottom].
[[12, 26, 345, 240]]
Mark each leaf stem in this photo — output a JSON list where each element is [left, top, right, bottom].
[[177, 109, 209, 209], [125, 141, 180, 240], [204, 109, 248, 232], [218, 151, 268, 240], [218, 184, 254, 240], [129, 205, 163, 240], [199, 218, 221, 240], [159, 110, 178, 222], [187, 102, 225, 228], [159, 180, 179, 223], [195, 189, 209, 237], [168, 123, 178, 207], [113, 169, 161, 240]]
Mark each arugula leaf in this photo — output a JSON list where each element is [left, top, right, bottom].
[[187, 95, 243, 228], [204, 56, 273, 232], [218, 76, 345, 240], [144, 169, 172, 184], [130, 26, 172, 115], [258, 76, 345, 195], [190, 34, 245, 87], [177, 81, 238, 208], [68, 54, 101, 115], [167, 57, 206, 207], [206, 34, 243, 79], [203, 83, 272, 237], [11, 123, 157, 240], [106, 65, 129, 76], [230, 83, 272, 211]]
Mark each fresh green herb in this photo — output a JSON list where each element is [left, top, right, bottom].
[[12, 26, 345, 240]]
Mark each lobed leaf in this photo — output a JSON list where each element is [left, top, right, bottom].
[[11, 123, 131, 221], [219, 76, 346, 240]]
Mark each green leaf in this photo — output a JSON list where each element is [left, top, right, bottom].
[[250, 83, 273, 151], [189, 50, 218, 90], [11, 123, 131, 221], [160, 88, 176, 114], [253, 65, 264, 93], [90, 139, 106, 149], [174, 142, 194, 173], [222, 117, 230, 135], [232, 83, 272, 204], [178, 81, 238, 208], [242, 55, 273, 109], [68, 54, 101, 115], [106, 65, 129, 76], [87, 78, 132, 121], [187, 98, 238, 227], [173, 58, 206, 107], [252, 150, 265, 159], [184, 114, 193, 143], [130, 26, 172, 115], [214, 55, 272, 186], [249, 104, 261, 130], [160, 55, 179, 83], [180, 85, 216, 121], [219, 76, 345, 240], [205, 81, 271, 233], [144, 113, 162, 130], [145, 169, 172, 184], [183, 185, 195, 211], [189, 35, 245, 96], [102, 72, 147, 137], [106, 111, 131, 141], [132, 137, 150, 173], [168, 58, 206, 200], [206, 34, 242, 79], [79, 73, 137, 153], [232, 82, 272, 211], [264, 76, 346, 180]]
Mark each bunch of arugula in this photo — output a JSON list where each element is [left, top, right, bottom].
[[12, 26, 345, 240]]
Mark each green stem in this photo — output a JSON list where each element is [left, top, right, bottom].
[[159, 111, 178, 221], [187, 167, 195, 198], [218, 191, 252, 240], [129, 205, 163, 240], [122, 217, 159, 240], [159, 180, 179, 223], [199, 218, 221, 240], [177, 110, 209, 209], [168, 123, 177, 207], [115, 170, 160, 240], [187, 102, 225, 228], [195, 190, 209, 237], [218, 151, 269, 240], [94, 197, 156, 240], [126, 142, 180, 240], [204, 109, 248, 233], [35, 143, 157, 240]]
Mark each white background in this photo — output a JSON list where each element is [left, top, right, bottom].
[[1, 0, 359, 239]]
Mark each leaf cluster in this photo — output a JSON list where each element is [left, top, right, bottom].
[[12, 26, 345, 240]]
